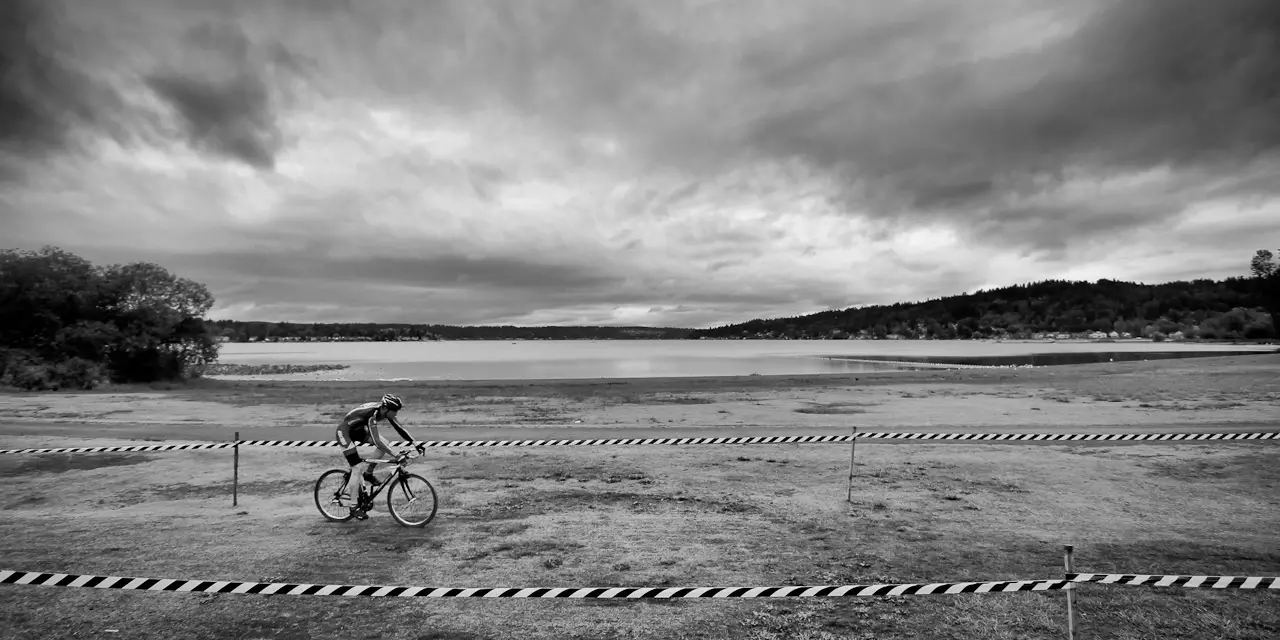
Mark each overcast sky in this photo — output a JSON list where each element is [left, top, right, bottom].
[[3, 0, 1278, 328]]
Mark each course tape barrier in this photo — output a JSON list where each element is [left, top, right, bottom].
[[1068, 574, 1280, 589], [3, 570, 1276, 599], [0, 570, 1069, 598], [0, 443, 239, 454], [2, 431, 1276, 454]]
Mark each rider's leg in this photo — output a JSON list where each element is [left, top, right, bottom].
[[340, 446, 363, 506], [367, 431, 395, 485], [336, 424, 363, 506]]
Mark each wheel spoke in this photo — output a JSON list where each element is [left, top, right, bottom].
[[314, 470, 356, 522], [387, 474, 437, 527]]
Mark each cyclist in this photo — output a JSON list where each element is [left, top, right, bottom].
[[335, 393, 416, 519]]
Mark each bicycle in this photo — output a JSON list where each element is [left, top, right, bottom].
[[313, 443, 439, 527]]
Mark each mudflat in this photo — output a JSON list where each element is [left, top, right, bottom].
[[0, 354, 1277, 639]]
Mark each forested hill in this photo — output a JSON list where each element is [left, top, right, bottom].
[[210, 251, 1280, 343], [207, 321, 693, 342], [687, 277, 1279, 341]]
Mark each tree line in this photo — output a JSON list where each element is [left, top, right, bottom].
[[688, 250, 1280, 342], [206, 321, 692, 342], [1, 247, 220, 390]]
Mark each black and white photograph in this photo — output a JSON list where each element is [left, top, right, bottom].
[[2, 0, 1278, 638]]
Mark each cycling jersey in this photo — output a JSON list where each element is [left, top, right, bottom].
[[336, 402, 413, 448]]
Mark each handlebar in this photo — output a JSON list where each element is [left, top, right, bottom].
[[366, 444, 425, 466]]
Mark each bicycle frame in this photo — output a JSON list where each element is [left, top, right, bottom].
[[351, 448, 425, 506], [355, 458, 409, 504]]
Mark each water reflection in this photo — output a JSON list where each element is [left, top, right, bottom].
[[215, 341, 1276, 381]]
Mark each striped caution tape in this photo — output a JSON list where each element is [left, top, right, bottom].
[[855, 432, 1279, 442], [1, 431, 1276, 454], [0, 443, 241, 454], [405, 435, 858, 448], [1069, 574, 1280, 589], [397, 432, 1280, 448], [4, 570, 1276, 598], [0, 570, 1069, 598], [231, 430, 1280, 448]]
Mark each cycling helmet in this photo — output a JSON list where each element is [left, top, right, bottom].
[[381, 394, 403, 412]]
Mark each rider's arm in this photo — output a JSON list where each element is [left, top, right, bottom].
[[385, 413, 414, 443]]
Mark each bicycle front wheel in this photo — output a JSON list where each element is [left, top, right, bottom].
[[314, 469, 356, 522], [386, 473, 438, 527]]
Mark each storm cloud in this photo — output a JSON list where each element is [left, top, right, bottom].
[[3, 0, 1277, 327], [0, 0, 123, 169], [145, 24, 292, 169]]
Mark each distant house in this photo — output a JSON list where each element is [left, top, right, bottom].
[[1108, 331, 1120, 338], [1089, 331, 1108, 339]]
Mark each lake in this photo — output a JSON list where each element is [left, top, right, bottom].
[[211, 340, 1276, 381]]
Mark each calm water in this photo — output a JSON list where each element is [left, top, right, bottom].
[[212, 340, 1275, 381]]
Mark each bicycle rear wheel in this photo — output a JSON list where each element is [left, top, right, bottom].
[[314, 469, 356, 522], [386, 473, 438, 527]]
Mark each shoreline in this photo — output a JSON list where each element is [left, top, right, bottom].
[[192, 350, 1280, 389], [3, 354, 1276, 441], [822, 348, 1277, 368]]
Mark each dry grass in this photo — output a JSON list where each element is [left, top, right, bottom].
[[0, 437, 1277, 639]]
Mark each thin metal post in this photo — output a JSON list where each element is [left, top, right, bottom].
[[846, 427, 857, 502], [233, 431, 240, 507], [1064, 544, 1076, 640]]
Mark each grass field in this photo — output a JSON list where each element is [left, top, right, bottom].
[[1, 354, 1278, 639]]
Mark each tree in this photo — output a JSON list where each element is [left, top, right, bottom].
[[1250, 250, 1276, 279], [1250, 249, 1280, 337], [101, 262, 214, 318], [0, 247, 103, 354], [96, 263, 218, 380], [0, 247, 220, 388]]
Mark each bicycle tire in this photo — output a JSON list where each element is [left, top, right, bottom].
[[314, 469, 356, 522], [386, 473, 438, 527]]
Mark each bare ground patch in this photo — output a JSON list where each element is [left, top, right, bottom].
[[459, 486, 759, 522], [795, 401, 875, 415], [0, 452, 153, 477], [443, 451, 652, 483], [1142, 451, 1280, 483]]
